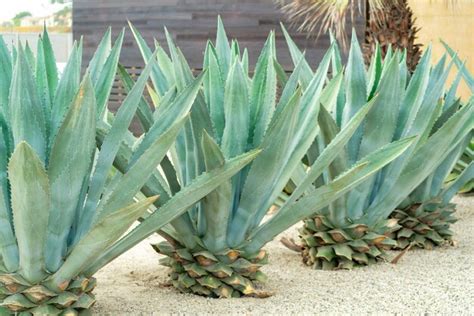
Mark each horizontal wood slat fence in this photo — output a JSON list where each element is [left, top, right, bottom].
[[73, 0, 365, 132]]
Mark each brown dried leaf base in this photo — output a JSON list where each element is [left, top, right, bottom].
[[0, 274, 96, 315], [300, 215, 400, 270], [389, 202, 457, 250], [153, 241, 270, 298]]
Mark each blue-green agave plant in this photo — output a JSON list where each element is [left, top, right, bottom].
[[0, 28, 256, 314], [441, 41, 474, 194], [279, 27, 473, 269], [112, 18, 415, 298], [390, 42, 474, 249]]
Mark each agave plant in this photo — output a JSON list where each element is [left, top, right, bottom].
[[442, 41, 474, 194], [108, 18, 416, 298], [390, 43, 474, 249], [0, 29, 256, 314], [392, 130, 473, 249], [279, 26, 473, 269], [0, 28, 144, 314]]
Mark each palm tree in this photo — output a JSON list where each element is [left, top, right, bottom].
[[280, 0, 422, 71]]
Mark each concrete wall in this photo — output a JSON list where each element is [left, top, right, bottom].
[[409, 0, 474, 100], [0, 32, 73, 63]]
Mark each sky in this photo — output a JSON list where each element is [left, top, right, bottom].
[[0, 1, 67, 22]]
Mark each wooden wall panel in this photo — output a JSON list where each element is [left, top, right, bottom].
[[73, 0, 365, 69], [73, 0, 365, 117]]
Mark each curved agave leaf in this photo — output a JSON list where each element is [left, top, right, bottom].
[[47, 197, 158, 292], [93, 29, 124, 117], [200, 131, 232, 252], [248, 32, 276, 148], [442, 40, 474, 91], [10, 46, 47, 162], [9, 142, 50, 284], [40, 28, 59, 102], [50, 41, 82, 143], [45, 74, 96, 272]]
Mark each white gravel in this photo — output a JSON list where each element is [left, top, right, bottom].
[[92, 195, 474, 315]]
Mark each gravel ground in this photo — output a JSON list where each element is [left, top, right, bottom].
[[93, 195, 474, 315]]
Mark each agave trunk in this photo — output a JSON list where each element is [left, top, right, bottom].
[[154, 242, 269, 298], [364, 0, 422, 72], [389, 202, 457, 250], [299, 215, 400, 269], [0, 275, 96, 315]]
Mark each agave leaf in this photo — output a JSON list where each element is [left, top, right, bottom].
[[40, 28, 59, 102], [50, 42, 81, 143], [230, 39, 241, 66], [95, 115, 188, 219], [95, 126, 172, 208], [320, 71, 344, 113], [367, 43, 382, 99], [408, 55, 452, 145], [274, 58, 289, 87], [441, 40, 474, 91], [442, 161, 474, 204], [328, 33, 346, 125], [10, 46, 47, 162], [432, 99, 460, 135], [236, 46, 246, 73], [341, 32, 367, 159], [286, 97, 378, 207], [129, 72, 206, 167], [215, 16, 231, 77], [162, 27, 214, 185], [428, 133, 469, 198], [94, 29, 124, 117], [445, 72, 464, 110], [166, 33, 214, 182], [84, 149, 260, 275], [47, 197, 158, 291], [165, 28, 193, 90], [160, 155, 181, 195], [0, 36, 12, 113], [152, 86, 176, 120], [275, 55, 305, 117], [221, 60, 249, 158], [246, 137, 416, 253], [203, 42, 225, 143], [86, 27, 111, 85], [200, 131, 232, 252], [280, 23, 313, 85], [317, 105, 347, 181], [154, 39, 175, 84], [0, 130, 17, 272], [249, 32, 277, 147], [129, 22, 169, 95], [329, 32, 343, 75], [9, 142, 50, 284], [35, 38, 52, 133], [45, 75, 96, 273], [117, 64, 154, 132]]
